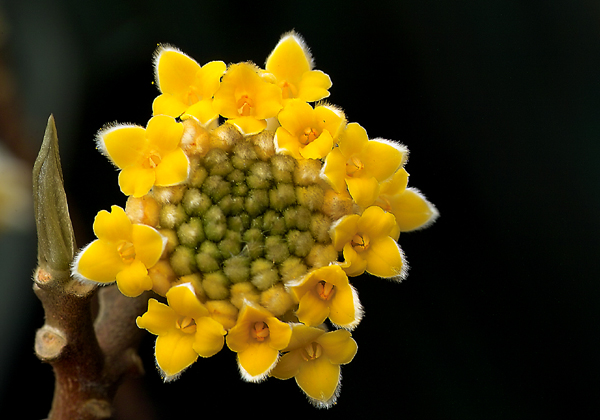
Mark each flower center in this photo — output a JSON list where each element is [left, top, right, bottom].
[[251, 321, 270, 342], [316, 280, 335, 300], [279, 80, 298, 100], [185, 86, 202, 105], [117, 240, 136, 263], [351, 234, 370, 252], [301, 127, 319, 145], [142, 151, 162, 169], [301, 342, 323, 361], [345, 156, 364, 177], [237, 94, 255, 117], [176, 316, 197, 334]]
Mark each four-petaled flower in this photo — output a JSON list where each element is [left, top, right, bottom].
[[375, 167, 439, 234], [275, 99, 345, 160], [321, 122, 407, 208], [212, 62, 283, 135], [72, 205, 166, 297], [288, 265, 363, 329], [136, 283, 227, 381], [153, 45, 226, 126], [271, 324, 357, 408], [329, 205, 407, 279], [226, 301, 292, 382], [97, 115, 189, 197]]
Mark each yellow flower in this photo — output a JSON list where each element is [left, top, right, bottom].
[[274, 99, 345, 160], [321, 123, 407, 208], [97, 115, 188, 197], [152, 45, 226, 126], [288, 265, 362, 329], [136, 283, 227, 381], [265, 31, 332, 103], [329, 205, 407, 279], [225, 301, 292, 382], [375, 167, 439, 234], [271, 324, 357, 408], [71, 205, 166, 297], [212, 62, 283, 135]]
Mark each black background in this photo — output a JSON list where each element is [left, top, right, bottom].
[[1, 0, 599, 418]]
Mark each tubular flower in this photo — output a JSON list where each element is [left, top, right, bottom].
[[275, 99, 346, 160], [265, 31, 332, 103], [97, 115, 188, 197], [226, 301, 292, 382], [375, 167, 439, 233], [136, 283, 227, 381], [271, 325, 357, 408], [71, 205, 166, 297], [213, 62, 283, 135], [288, 265, 362, 330], [330, 205, 407, 279], [321, 123, 407, 208], [153, 45, 226, 126]]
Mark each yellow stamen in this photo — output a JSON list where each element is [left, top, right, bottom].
[[143, 151, 162, 169], [301, 342, 323, 361], [351, 234, 369, 252], [251, 321, 270, 342], [316, 281, 335, 301], [117, 240, 136, 263], [237, 94, 255, 116], [175, 316, 197, 334], [345, 156, 364, 177], [301, 127, 319, 145]]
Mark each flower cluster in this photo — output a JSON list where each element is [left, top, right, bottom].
[[71, 31, 438, 408]]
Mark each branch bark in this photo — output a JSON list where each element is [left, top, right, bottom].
[[32, 115, 147, 420]]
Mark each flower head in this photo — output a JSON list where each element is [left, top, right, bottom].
[[288, 265, 362, 329], [321, 123, 407, 208], [213, 62, 283, 135], [97, 115, 188, 197], [225, 301, 292, 382], [271, 324, 357, 408], [136, 283, 226, 381], [153, 45, 226, 126], [265, 31, 332, 103], [71, 205, 166, 296], [275, 99, 345, 160], [330, 205, 407, 279]]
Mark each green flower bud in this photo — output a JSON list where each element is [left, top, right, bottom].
[[249, 130, 276, 161], [230, 282, 260, 309], [269, 183, 296, 211], [170, 245, 197, 276], [264, 235, 289, 264], [182, 188, 212, 216], [279, 256, 308, 282], [295, 185, 325, 211], [219, 230, 242, 258], [242, 228, 264, 259], [159, 203, 187, 229], [223, 255, 250, 283], [247, 161, 273, 189], [293, 158, 322, 186], [310, 212, 333, 243], [227, 168, 246, 184], [245, 189, 269, 217], [286, 229, 314, 258], [189, 162, 208, 188], [250, 259, 279, 290], [177, 217, 205, 247], [195, 241, 221, 272], [204, 147, 234, 176], [203, 205, 227, 242], [260, 282, 295, 316], [231, 141, 258, 170], [283, 206, 311, 231], [202, 271, 230, 300], [262, 210, 286, 236], [202, 175, 231, 202], [270, 154, 296, 184]]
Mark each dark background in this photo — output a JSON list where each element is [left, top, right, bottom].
[[1, 0, 599, 418]]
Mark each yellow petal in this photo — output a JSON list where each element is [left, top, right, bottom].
[[74, 239, 125, 283], [154, 147, 189, 187], [318, 329, 357, 365], [155, 47, 201, 96], [270, 349, 304, 379], [296, 356, 340, 405], [195, 61, 227, 96], [265, 32, 312, 87], [283, 324, 326, 352], [314, 104, 345, 139], [238, 342, 279, 381], [98, 124, 146, 169], [362, 139, 405, 182], [379, 167, 409, 196], [119, 165, 155, 198], [345, 176, 380, 208], [146, 115, 183, 153], [321, 148, 349, 193], [390, 187, 439, 232], [266, 316, 293, 350], [329, 213, 360, 251], [183, 99, 219, 126], [131, 224, 165, 268], [226, 117, 267, 136], [296, 291, 330, 327], [136, 298, 178, 336], [166, 283, 209, 320], [341, 242, 367, 277], [155, 332, 198, 380], [297, 70, 332, 102], [338, 123, 368, 159], [329, 283, 361, 329], [92, 206, 132, 243], [193, 317, 226, 358], [300, 129, 333, 160], [274, 127, 302, 159], [152, 94, 188, 118], [252, 82, 284, 120], [115, 259, 153, 297], [356, 205, 397, 239], [277, 99, 314, 134], [364, 236, 406, 279]]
